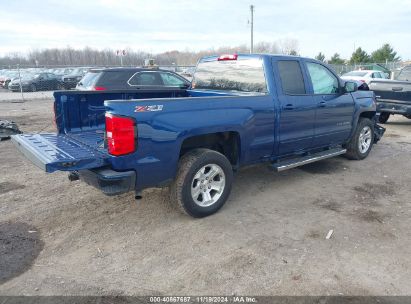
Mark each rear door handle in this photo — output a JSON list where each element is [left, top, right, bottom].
[[392, 87, 403, 91], [319, 101, 326, 108], [284, 104, 295, 110]]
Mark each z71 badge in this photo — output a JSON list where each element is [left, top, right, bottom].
[[134, 105, 164, 112]]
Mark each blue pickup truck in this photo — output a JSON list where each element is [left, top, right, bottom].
[[12, 54, 385, 218]]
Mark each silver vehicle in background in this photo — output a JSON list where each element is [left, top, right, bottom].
[[341, 70, 389, 84]]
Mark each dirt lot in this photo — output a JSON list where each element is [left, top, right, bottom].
[[0, 87, 53, 102], [1, 98, 411, 296]]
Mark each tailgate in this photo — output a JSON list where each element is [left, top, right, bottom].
[[369, 80, 411, 103], [12, 133, 107, 173]]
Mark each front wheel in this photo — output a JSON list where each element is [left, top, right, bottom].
[[170, 149, 233, 218], [345, 118, 374, 160], [378, 112, 390, 124]]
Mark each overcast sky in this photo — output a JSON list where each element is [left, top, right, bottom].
[[1, 0, 410, 60]]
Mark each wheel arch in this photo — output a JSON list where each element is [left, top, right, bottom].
[[179, 131, 241, 169]]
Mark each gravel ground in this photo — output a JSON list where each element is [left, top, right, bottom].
[[0, 98, 411, 296], [0, 87, 53, 102]]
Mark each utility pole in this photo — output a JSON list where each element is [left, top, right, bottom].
[[250, 5, 254, 54]]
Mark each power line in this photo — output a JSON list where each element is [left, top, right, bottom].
[[250, 5, 254, 54]]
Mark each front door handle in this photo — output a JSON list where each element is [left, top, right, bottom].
[[319, 101, 326, 108], [284, 104, 295, 110]]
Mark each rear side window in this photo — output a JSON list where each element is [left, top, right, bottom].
[[128, 72, 163, 86], [277, 60, 306, 95], [98, 71, 135, 86], [306, 62, 339, 94], [160, 72, 186, 86]]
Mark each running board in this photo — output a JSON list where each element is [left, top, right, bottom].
[[271, 148, 347, 172]]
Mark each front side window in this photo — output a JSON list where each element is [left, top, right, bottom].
[[160, 72, 186, 86], [372, 72, 382, 79], [307, 62, 339, 94], [277, 60, 306, 95]]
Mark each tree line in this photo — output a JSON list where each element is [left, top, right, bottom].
[[0, 41, 400, 68], [0, 39, 300, 67], [316, 43, 400, 65]]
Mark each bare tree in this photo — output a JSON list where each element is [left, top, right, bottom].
[[277, 38, 299, 55]]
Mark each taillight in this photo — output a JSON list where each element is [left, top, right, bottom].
[[359, 79, 365, 83], [94, 86, 107, 91], [105, 114, 136, 156], [218, 54, 238, 61]]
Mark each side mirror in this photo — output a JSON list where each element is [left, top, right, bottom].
[[344, 81, 357, 93]]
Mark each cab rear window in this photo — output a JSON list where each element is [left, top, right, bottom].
[[192, 57, 267, 93]]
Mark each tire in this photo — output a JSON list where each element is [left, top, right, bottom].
[[170, 148, 233, 218], [378, 112, 390, 124], [30, 84, 37, 92], [345, 118, 374, 160], [56, 83, 64, 90]]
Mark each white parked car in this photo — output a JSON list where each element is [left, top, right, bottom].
[[341, 70, 389, 84]]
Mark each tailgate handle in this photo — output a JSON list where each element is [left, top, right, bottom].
[[392, 87, 403, 91], [284, 104, 295, 110]]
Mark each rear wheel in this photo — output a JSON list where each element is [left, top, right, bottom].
[[56, 83, 64, 90], [170, 149, 233, 218], [30, 84, 37, 92], [378, 112, 390, 124], [345, 118, 374, 160]]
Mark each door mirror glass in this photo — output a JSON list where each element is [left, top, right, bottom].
[[344, 81, 357, 93]]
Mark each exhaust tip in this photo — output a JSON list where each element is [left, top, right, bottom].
[[135, 192, 143, 200], [68, 172, 79, 182]]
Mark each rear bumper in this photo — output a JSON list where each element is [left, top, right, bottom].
[[377, 101, 411, 115], [78, 168, 136, 196]]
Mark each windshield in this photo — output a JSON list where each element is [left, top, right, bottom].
[[343, 71, 368, 77], [192, 57, 267, 93]]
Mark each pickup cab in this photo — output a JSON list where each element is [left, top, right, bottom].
[[12, 54, 385, 218]]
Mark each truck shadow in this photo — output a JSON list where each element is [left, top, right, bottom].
[[298, 158, 347, 174], [0, 221, 44, 285]]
